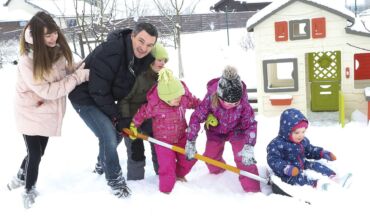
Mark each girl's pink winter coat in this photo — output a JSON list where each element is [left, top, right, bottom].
[[132, 81, 200, 144], [15, 54, 89, 137], [187, 78, 257, 145]]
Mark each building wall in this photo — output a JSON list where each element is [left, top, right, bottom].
[[253, 1, 370, 118]]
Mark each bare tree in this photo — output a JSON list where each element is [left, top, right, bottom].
[[153, 0, 200, 78], [121, 0, 149, 21], [69, 0, 148, 58], [72, 0, 114, 57]]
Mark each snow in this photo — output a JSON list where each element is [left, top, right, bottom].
[[269, 94, 293, 99], [239, 0, 272, 2], [1, 28, 370, 221], [365, 87, 370, 98], [90, 0, 219, 19], [0, 7, 33, 22], [348, 17, 370, 34], [262, 53, 298, 60], [247, 0, 289, 30], [27, 0, 95, 17]]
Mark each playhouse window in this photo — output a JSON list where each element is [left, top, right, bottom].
[[263, 58, 298, 92], [289, 19, 310, 40], [354, 53, 370, 89]]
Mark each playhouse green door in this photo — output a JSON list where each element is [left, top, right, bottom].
[[308, 51, 341, 111]]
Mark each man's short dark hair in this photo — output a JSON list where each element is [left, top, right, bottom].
[[133, 22, 158, 39]]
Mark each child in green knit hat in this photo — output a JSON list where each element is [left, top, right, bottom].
[[157, 68, 185, 105], [151, 43, 168, 63], [129, 67, 201, 193], [117, 42, 169, 180]]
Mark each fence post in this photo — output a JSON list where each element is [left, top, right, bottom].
[[225, 6, 230, 46], [78, 33, 85, 58]]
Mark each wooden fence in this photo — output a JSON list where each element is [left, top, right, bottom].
[[67, 11, 255, 57]]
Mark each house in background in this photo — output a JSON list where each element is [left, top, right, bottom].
[[359, 8, 370, 27], [346, 0, 370, 15], [247, 0, 370, 122], [3, 0, 94, 29], [211, 0, 271, 12], [0, 1, 32, 38]]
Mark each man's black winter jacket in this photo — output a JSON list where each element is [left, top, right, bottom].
[[68, 29, 154, 119]]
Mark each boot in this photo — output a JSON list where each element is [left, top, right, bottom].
[[93, 162, 104, 175], [176, 177, 187, 182], [108, 175, 131, 198], [22, 187, 38, 209], [7, 169, 25, 190]]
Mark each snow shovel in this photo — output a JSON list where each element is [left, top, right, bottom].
[[122, 128, 294, 198]]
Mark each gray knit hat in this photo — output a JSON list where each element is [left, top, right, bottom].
[[217, 65, 242, 103]]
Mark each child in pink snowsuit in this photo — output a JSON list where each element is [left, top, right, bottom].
[[185, 65, 260, 192], [131, 68, 200, 193]]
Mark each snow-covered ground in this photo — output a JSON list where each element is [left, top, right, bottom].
[[1, 28, 369, 221]]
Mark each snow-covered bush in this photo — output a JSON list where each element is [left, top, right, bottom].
[[240, 31, 254, 52], [0, 39, 19, 69]]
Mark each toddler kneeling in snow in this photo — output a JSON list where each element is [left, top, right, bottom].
[[267, 108, 351, 190]]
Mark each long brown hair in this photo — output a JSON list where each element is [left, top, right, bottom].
[[210, 93, 220, 109], [19, 11, 72, 81]]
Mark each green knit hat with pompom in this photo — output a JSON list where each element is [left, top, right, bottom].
[[157, 68, 185, 102], [151, 43, 169, 62]]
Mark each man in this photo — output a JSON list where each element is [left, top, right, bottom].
[[68, 22, 158, 198]]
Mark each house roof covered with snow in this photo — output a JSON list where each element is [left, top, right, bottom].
[[345, 17, 370, 37], [0, 7, 33, 21], [246, 0, 355, 31], [27, 0, 95, 17], [246, 0, 370, 37], [3, 0, 95, 18]]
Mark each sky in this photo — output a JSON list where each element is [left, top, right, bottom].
[[0, 0, 221, 21], [0, 0, 363, 21], [1, 27, 370, 221]]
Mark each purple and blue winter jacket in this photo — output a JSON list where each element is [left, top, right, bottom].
[[187, 78, 257, 145], [267, 108, 334, 186]]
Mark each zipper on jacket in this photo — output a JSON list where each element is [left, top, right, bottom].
[[128, 57, 135, 77]]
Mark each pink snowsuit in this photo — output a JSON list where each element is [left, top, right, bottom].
[[132, 82, 200, 193], [187, 78, 260, 192]]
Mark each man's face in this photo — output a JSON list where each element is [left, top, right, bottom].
[[131, 30, 156, 58]]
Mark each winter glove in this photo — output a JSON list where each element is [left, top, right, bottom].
[[131, 139, 145, 161], [113, 116, 132, 135], [283, 165, 299, 176], [185, 140, 197, 160], [205, 114, 218, 129], [75, 63, 90, 84], [238, 144, 257, 166], [321, 151, 336, 161], [129, 122, 138, 140]]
